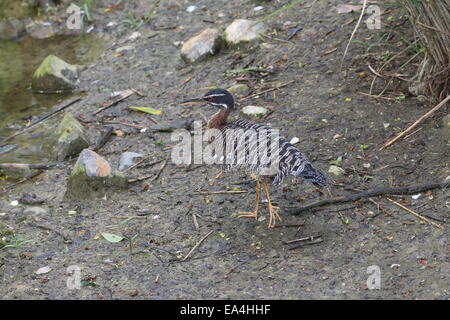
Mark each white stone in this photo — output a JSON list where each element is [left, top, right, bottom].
[[328, 165, 345, 176], [241, 105, 269, 118], [290, 137, 300, 144], [186, 5, 197, 12], [181, 29, 221, 63], [36, 266, 51, 275], [223, 19, 266, 45]]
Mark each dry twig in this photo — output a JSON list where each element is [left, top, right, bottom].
[[386, 198, 443, 229], [381, 94, 450, 150], [182, 230, 214, 261], [290, 180, 450, 215]]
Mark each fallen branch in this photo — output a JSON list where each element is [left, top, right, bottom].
[[102, 120, 147, 129], [0, 163, 62, 170], [290, 180, 450, 215], [2, 97, 81, 142], [386, 198, 443, 229], [381, 94, 450, 150], [123, 153, 156, 173], [91, 126, 114, 151], [341, 0, 368, 68], [182, 230, 213, 261], [93, 89, 134, 115], [192, 190, 248, 195], [1, 170, 45, 193], [239, 80, 295, 101]]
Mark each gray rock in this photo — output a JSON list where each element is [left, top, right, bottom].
[[241, 105, 269, 119], [0, 19, 26, 40], [54, 113, 90, 161], [20, 193, 45, 205], [228, 84, 251, 98], [29, 25, 54, 39], [181, 28, 221, 63], [66, 149, 128, 199], [24, 206, 48, 220], [31, 55, 80, 92], [223, 19, 266, 46], [119, 152, 144, 171]]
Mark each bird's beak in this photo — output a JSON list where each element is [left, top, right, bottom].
[[179, 97, 204, 106]]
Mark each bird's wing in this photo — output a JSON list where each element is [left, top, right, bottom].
[[226, 119, 328, 187]]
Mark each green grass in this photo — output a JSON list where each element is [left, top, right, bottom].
[[80, 0, 94, 22], [145, 0, 161, 23], [2, 236, 34, 250]]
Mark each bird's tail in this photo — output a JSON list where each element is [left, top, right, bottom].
[[296, 162, 329, 188]]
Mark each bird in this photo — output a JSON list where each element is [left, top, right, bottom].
[[180, 88, 328, 228]]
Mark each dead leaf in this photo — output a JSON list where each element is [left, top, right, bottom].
[[36, 266, 51, 275], [129, 106, 162, 115], [417, 258, 428, 265], [336, 4, 363, 14]]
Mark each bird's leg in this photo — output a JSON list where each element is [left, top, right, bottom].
[[263, 179, 282, 228], [239, 179, 261, 220]]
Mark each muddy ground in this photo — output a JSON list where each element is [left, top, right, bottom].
[[0, 0, 448, 300]]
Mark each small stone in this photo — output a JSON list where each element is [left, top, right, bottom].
[[241, 105, 269, 119], [181, 28, 221, 63], [227, 84, 250, 98], [10, 200, 19, 207], [74, 149, 111, 177], [223, 19, 266, 46], [290, 137, 300, 144], [29, 25, 54, 39], [54, 113, 90, 161], [20, 193, 44, 205], [115, 45, 134, 53], [24, 206, 48, 219], [36, 266, 51, 275], [328, 165, 345, 176], [128, 32, 141, 40], [119, 152, 144, 171], [186, 5, 197, 12], [0, 18, 26, 40], [31, 55, 80, 92], [66, 149, 128, 199]]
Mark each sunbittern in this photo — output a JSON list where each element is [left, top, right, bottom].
[[181, 88, 328, 228]]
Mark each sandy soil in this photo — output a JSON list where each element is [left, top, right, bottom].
[[0, 0, 448, 299]]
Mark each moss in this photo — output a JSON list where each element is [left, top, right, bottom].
[[31, 55, 79, 92]]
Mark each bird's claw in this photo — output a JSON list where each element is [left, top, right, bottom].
[[268, 206, 282, 228], [238, 211, 258, 219]]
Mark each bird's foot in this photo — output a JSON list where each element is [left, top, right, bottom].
[[268, 205, 282, 228], [238, 211, 258, 219]]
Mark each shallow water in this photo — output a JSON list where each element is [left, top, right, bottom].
[[0, 33, 107, 163]]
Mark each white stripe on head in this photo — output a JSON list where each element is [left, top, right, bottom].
[[211, 102, 228, 108], [205, 93, 226, 98]]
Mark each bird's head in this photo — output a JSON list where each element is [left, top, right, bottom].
[[180, 88, 235, 111]]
